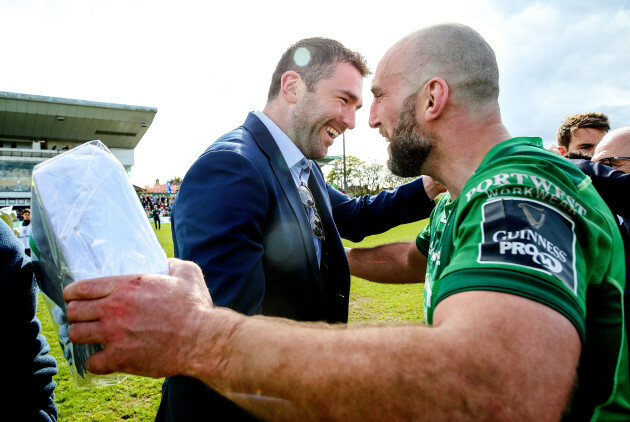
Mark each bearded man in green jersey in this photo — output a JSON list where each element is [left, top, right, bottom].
[[349, 23, 630, 420], [63, 23, 629, 421]]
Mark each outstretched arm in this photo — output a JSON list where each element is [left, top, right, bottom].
[[64, 259, 580, 422], [346, 241, 427, 284], [340, 178, 443, 284], [330, 176, 442, 242]]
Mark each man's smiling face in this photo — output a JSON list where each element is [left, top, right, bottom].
[[290, 62, 363, 159]]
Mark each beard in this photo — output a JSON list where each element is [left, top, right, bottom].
[[387, 94, 436, 178], [291, 91, 329, 160]]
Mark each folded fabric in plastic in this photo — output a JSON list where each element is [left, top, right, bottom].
[[30, 140, 169, 387]]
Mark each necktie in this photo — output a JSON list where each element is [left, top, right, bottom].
[[298, 163, 322, 265]]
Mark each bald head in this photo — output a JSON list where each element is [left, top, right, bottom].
[[592, 126, 630, 173], [390, 23, 500, 106]]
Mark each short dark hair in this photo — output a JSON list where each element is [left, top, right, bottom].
[[556, 112, 610, 149], [266, 37, 370, 102]]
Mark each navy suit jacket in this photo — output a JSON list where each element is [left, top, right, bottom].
[[157, 113, 435, 421], [569, 159, 629, 220], [570, 158, 630, 346]]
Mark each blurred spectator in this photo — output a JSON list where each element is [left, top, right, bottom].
[[592, 127, 630, 173], [138, 193, 177, 218], [555, 112, 610, 156], [152, 205, 161, 230], [18, 208, 31, 256]]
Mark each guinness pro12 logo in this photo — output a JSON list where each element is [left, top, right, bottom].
[[478, 197, 577, 294]]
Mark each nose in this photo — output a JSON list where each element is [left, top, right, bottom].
[[341, 106, 356, 130], [369, 100, 380, 128]]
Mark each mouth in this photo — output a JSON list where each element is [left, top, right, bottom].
[[325, 125, 341, 140]]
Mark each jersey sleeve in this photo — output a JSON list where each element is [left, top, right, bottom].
[[433, 159, 619, 341]]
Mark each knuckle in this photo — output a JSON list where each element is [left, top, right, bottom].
[[65, 301, 77, 319]]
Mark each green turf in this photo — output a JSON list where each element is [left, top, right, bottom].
[[38, 219, 428, 420]]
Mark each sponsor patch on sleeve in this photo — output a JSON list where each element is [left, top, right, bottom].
[[478, 197, 577, 294]]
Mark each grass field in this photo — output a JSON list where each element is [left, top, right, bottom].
[[38, 219, 428, 420]]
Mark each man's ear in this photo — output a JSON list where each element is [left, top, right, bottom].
[[423, 77, 449, 122], [280, 71, 305, 104], [557, 145, 568, 156]]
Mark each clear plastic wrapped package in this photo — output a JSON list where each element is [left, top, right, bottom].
[[30, 140, 169, 388]]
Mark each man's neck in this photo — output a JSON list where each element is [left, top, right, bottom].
[[429, 116, 511, 200], [262, 102, 290, 137]]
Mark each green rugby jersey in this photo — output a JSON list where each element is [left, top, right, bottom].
[[416, 137, 630, 420]]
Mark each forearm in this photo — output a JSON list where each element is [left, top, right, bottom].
[[63, 263, 578, 421], [188, 293, 577, 422], [188, 308, 440, 421], [347, 242, 424, 284]]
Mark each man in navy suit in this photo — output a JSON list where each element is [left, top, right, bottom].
[[157, 38, 439, 420]]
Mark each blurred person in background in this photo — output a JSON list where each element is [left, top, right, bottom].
[[18, 208, 31, 256], [554, 112, 610, 156]]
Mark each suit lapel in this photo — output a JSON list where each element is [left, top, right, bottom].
[[242, 113, 322, 275]]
